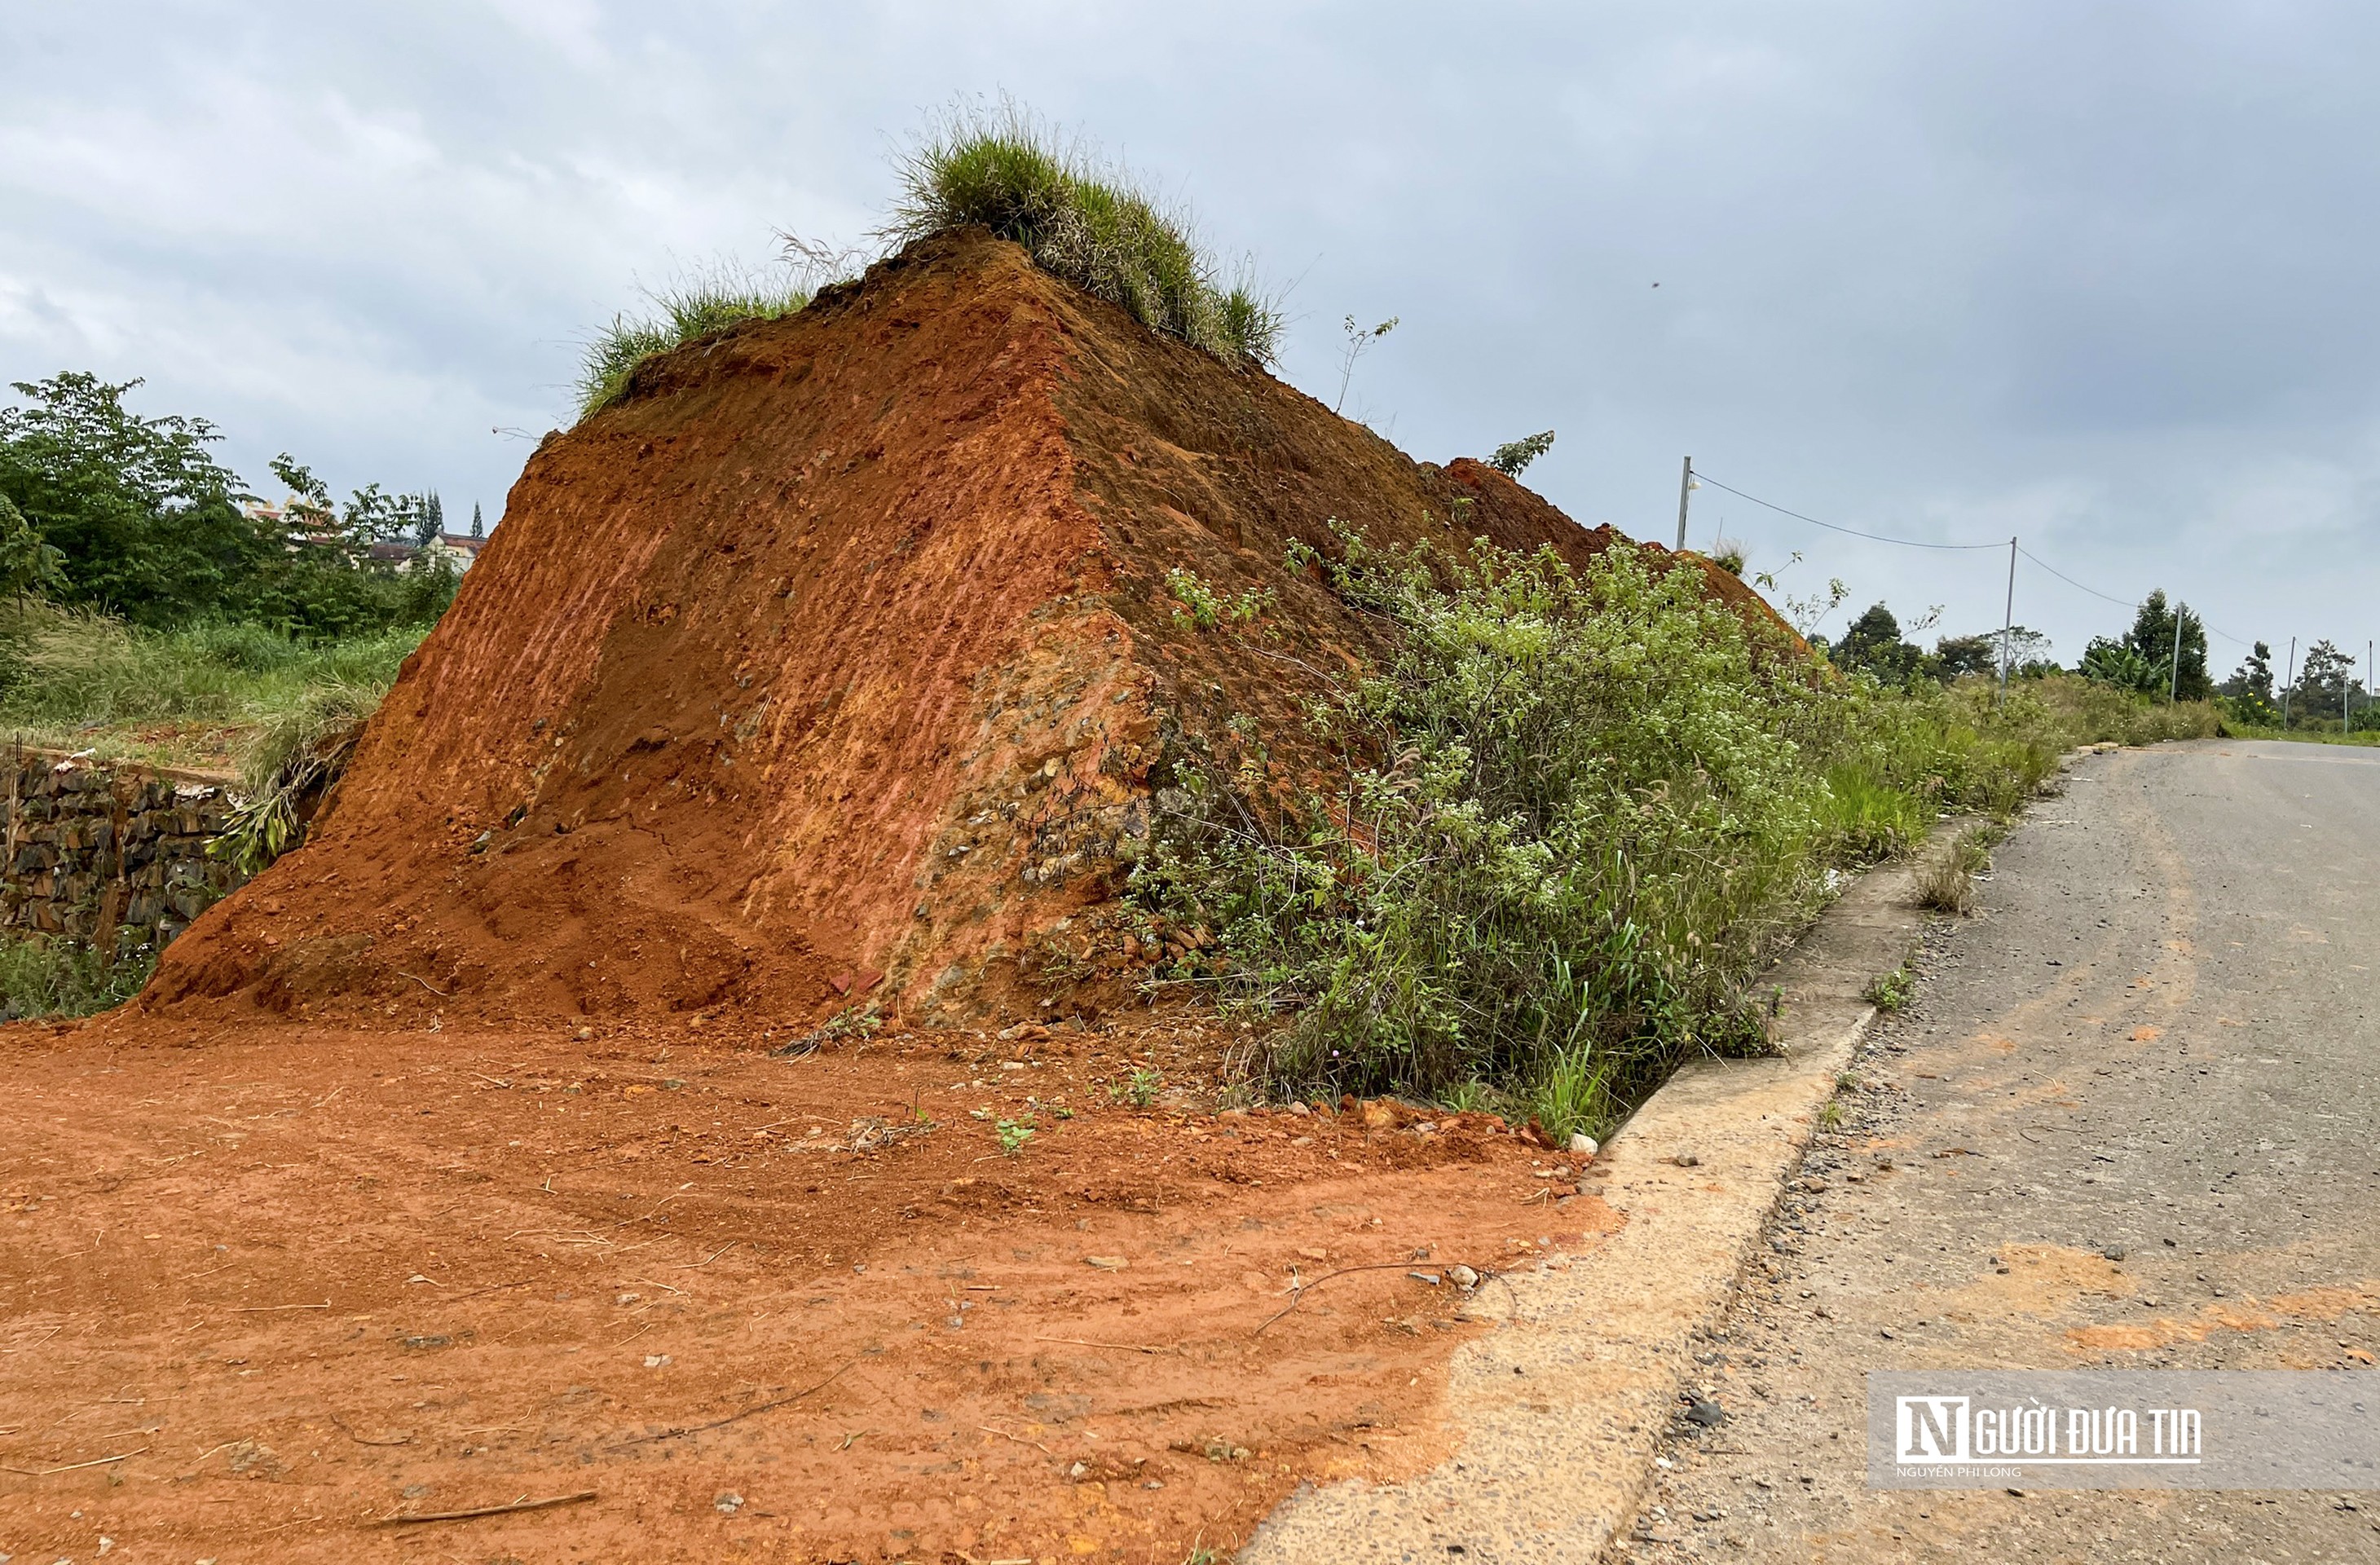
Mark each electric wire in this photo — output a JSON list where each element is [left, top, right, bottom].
[[1689, 472, 2004, 552], [1699, 468, 2267, 653], [2017, 547, 2257, 649]]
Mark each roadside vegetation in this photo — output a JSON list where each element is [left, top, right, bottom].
[[0, 373, 452, 1016], [1132, 527, 2225, 1143], [0, 930, 155, 1022]]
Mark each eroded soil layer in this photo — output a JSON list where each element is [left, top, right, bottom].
[[0, 1014, 1612, 1561]]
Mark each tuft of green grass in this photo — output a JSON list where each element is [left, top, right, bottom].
[[209, 677, 388, 875], [884, 100, 1281, 366], [575, 261, 818, 421], [1818, 763, 1931, 861], [0, 932, 156, 1021], [1915, 832, 1991, 915]]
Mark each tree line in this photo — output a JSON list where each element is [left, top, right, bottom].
[[1815, 592, 2369, 731], [0, 373, 464, 637]]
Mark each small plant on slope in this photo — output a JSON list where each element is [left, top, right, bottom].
[[1488, 430, 1555, 478]]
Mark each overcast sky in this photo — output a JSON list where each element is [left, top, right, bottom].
[[6, 1, 2376, 670]]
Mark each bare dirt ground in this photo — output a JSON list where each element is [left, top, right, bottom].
[[0, 1009, 1611, 1563], [1613, 739, 2380, 1563]]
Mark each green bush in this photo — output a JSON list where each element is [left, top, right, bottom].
[[209, 675, 389, 874], [1132, 531, 2198, 1140], [1135, 530, 1838, 1135], [884, 103, 1281, 366], [575, 265, 816, 420], [0, 932, 156, 1021]]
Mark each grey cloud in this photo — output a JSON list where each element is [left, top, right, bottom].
[[2, 0, 2373, 664]]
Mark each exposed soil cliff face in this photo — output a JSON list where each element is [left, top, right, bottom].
[[144, 230, 1743, 1027]]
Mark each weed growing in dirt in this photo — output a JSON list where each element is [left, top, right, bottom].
[[0, 932, 156, 1020], [1488, 430, 1556, 478], [994, 1116, 1036, 1156], [1111, 1067, 1163, 1109], [1165, 566, 1272, 633], [210, 677, 386, 874], [886, 100, 1282, 365], [1165, 566, 1224, 630], [774, 1003, 884, 1058], [1915, 832, 1992, 915], [1863, 964, 1915, 1011], [1133, 527, 2109, 1141]]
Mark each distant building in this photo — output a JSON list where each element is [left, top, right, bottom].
[[434, 531, 492, 570], [361, 533, 491, 574], [245, 500, 494, 571]]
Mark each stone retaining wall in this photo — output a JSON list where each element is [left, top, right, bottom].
[[2, 751, 247, 954]]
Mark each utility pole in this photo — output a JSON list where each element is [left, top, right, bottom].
[[2284, 636, 2297, 728], [2169, 603, 2184, 705], [1674, 457, 1694, 552], [1997, 538, 2017, 706]]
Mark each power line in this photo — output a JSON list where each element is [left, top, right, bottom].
[[1690, 471, 2005, 552], [2014, 545, 2136, 611], [2016, 546, 2258, 649], [1696, 465, 2268, 651]]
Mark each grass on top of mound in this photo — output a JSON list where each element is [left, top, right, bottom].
[[884, 102, 1283, 367], [575, 262, 818, 420]]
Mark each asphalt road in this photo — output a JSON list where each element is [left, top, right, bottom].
[[1611, 738, 2380, 1563]]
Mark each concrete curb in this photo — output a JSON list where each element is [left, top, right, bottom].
[[1242, 843, 1955, 1564]]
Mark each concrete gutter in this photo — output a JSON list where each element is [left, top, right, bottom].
[[1244, 840, 1954, 1564]]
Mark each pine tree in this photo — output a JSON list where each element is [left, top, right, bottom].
[[469, 501, 484, 540]]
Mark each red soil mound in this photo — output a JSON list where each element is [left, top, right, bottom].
[[144, 229, 1776, 1029]]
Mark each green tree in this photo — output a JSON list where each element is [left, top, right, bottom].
[[1933, 627, 2051, 680], [2286, 640, 2359, 729], [412, 490, 445, 549], [0, 493, 67, 602], [0, 373, 261, 624], [2079, 637, 2159, 694], [2218, 641, 2277, 724], [2121, 591, 2209, 700], [1833, 602, 1928, 686]]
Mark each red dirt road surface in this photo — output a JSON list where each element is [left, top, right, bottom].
[[1, 1015, 1614, 1561]]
